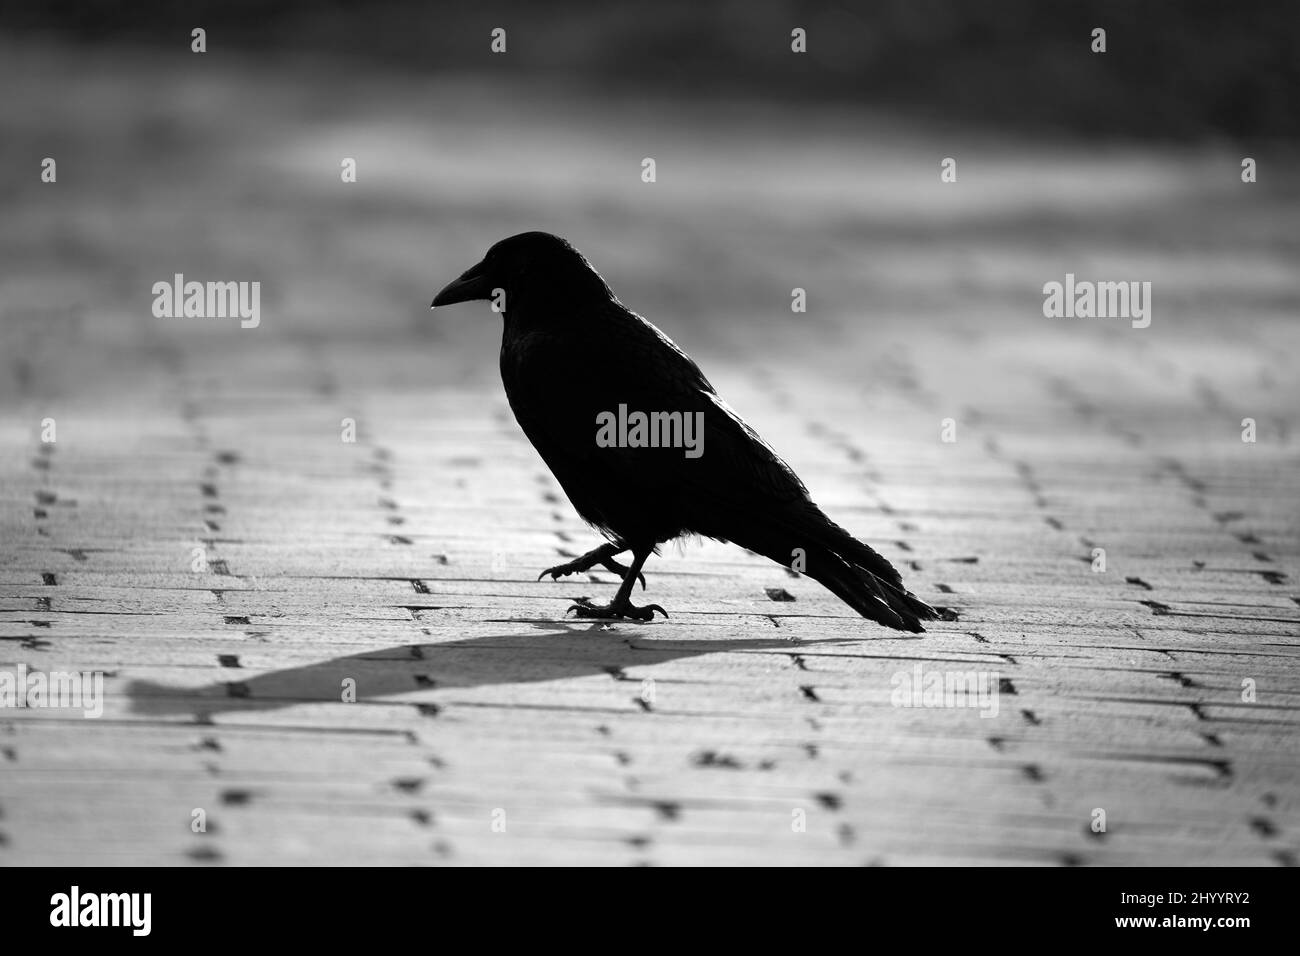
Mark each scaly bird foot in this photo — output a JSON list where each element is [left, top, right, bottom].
[[566, 597, 667, 622], [539, 554, 646, 589]]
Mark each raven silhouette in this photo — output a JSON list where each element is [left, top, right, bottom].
[[432, 232, 937, 630]]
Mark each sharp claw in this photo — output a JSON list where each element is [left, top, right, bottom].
[[564, 598, 665, 622]]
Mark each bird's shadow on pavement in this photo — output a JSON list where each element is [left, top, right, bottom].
[[125, 621, 864, 718]]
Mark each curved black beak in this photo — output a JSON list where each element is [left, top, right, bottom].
[[431, 261, 492, 308]]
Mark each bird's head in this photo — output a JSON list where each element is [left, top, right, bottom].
[[430, 232, 611, 310]]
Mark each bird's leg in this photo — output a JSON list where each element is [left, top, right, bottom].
[[539, 541, 645, 589], [568, 548, 666, 621]]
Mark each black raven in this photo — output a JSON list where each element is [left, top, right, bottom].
[[432, 232, 938, 631]]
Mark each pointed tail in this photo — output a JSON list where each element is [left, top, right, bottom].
[[740, 506, 939, 632]]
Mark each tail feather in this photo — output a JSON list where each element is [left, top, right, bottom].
[[808, 546, 937, 632], [738, 506, 939, 632]]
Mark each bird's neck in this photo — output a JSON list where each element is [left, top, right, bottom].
[[506, 284, 615, 329]]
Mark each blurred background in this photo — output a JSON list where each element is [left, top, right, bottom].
[[3, 0, 1298, 358], [0, 2, 1297, 865], [2, 0, 1297, 394], [11, 0, 1300, 136]]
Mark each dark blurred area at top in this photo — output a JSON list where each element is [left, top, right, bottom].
[[5, 0, 1297, 141]]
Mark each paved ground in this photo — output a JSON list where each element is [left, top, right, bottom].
[[1, 44, 1297, 865]]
